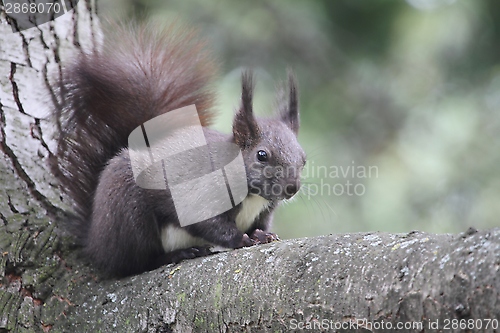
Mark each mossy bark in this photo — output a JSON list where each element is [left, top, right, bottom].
[[50, 229, 500, 333]]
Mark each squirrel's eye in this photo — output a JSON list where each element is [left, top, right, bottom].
[[257, 150, 268, 162]]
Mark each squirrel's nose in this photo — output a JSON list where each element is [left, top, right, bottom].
[[284, 181, 300, 199]]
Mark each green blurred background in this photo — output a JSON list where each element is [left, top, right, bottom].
[[99, 0, 500, 238]]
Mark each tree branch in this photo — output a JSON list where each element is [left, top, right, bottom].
[[53, 228, 500, 332]]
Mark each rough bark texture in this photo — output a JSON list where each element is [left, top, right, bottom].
[[49, 229, 500, 333], [0, 1, 100, 332], [1, 2, 499, 333]]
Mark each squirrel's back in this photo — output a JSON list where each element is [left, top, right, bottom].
[[54, 23, 218, 235]]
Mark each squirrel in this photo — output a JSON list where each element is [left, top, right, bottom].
[[53, 23, 306, 277]]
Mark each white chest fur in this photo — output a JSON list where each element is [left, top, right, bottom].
[[161, 224, 206, 252], [235, 195, 270, 233], [160, 195, 270, 252]]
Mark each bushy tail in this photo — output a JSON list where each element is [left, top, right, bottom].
[[53, 22, 218, 238]]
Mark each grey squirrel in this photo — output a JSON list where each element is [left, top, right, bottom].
[[53, 23, 306, 277]]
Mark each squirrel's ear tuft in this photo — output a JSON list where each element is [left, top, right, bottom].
[[233, 70, 260, 148], [278, 70, 299, 135]]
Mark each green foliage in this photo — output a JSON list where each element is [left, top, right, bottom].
[[99, 0, 500, 236]]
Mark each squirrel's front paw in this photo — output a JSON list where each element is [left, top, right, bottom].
[[250, 229, 280, 244], [238, 233, 257, 248]]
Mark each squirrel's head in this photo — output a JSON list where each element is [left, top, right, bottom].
[[233, 71, 306, 202]]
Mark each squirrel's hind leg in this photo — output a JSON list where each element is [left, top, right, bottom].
[[151, 246, 214, 270]]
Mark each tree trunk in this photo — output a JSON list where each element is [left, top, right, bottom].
[[1, 3, 499, 333]]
